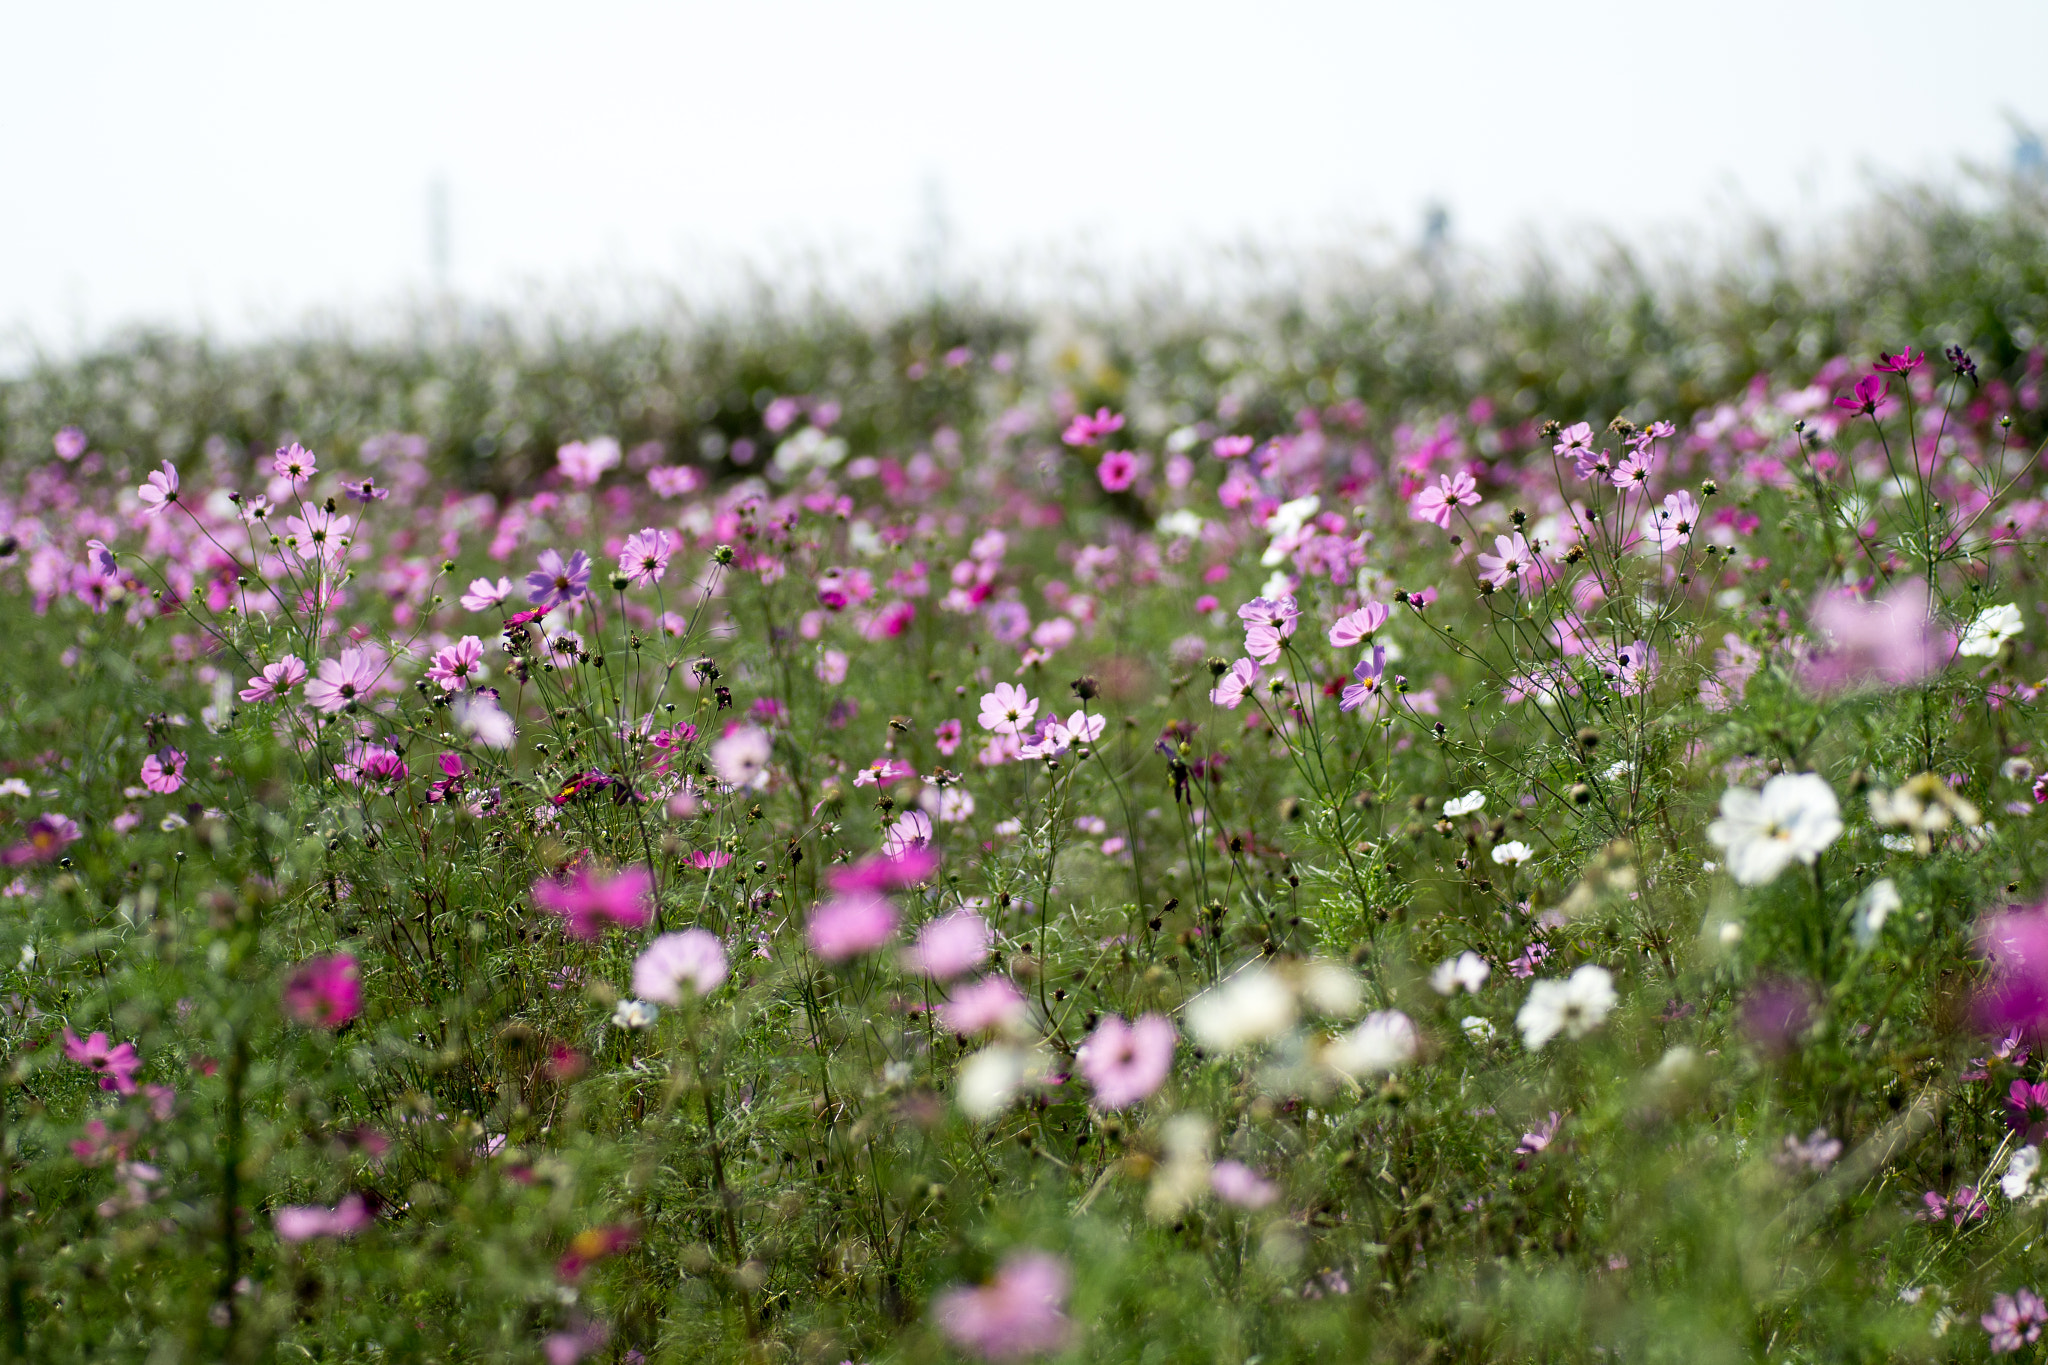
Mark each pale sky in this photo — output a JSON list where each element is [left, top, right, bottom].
[[4, 1, 2045, 361]]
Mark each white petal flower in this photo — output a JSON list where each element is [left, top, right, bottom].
[[1460, 1015, 1496, 1043], [1430, 951, 1490, 996], [1491, 840, 1534, 867], [1324, 1010, 1418, 1078], [1853, 878, 1901, 949], [1516, 965, 1618, 1050], [1705, 772, 1843, 886], [1442, 790, 1486, 818], [2003, 1145, 2041, 1201], [956, 1044, 1046, 1120], [611, 999, 659, 1030], [1958, 602, 2024, 657], [1186, 966, 1297, 1051]]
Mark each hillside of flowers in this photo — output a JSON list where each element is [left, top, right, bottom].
[[3, 182, 2048, 1362]]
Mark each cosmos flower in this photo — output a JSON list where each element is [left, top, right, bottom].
[[525, 549, 592, 608], [1339, 646, 1387, 714], [272, 442, 318, 486], [1077, 1013, 1177, 1109], [978, 684, 1039, 737], [1516, 965, 1618, 1050], [1410, 471, 1479, 529], [1328, 602, 1390, 647], [63, 1028, 141, 1094], [632, 930, 729, 1003], [1476, 533, 1537, 592], [618, 528, 674, 586], [807, 891, 898, 961], [460, 577, 512, 612], [1238, 596, 1299, 665], [303, 648, 384, 714], [425, 636, 485, 691], [933, 1252, 1073, 1361], [1324, 1010, 1419, 1077], [137, 462, 179, 516], [904, 911, 993, 979], [1705, 773, 1843, 885], [238, 655, 308, 703], [282, 953, 362, 1028], [532, 866, 654, 940], [1210, 658, 1260, 709], [139, 749, 185, 795]]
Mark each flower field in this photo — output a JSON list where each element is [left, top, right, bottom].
[[4, 184, 2048, 1362]]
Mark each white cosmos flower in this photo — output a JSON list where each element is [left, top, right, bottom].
[[1491, 840, 1534, 867], [611, 998, 659, 1030], [1460, 1015, 1496, 1043], [1186, 965, 1297, 1050], [2003, 1145, 2042, 1202], [1430, 951, 1490, 996], [1705, 772, 1843, 886], [1516, 964, 1618, 1050], [1442, 790, 1486, 817], [1959, 602, 2024, 657], [956, 1044, 1047, 1120], [1324, 1010, 1418, 1078], [1853, 878, 1901, 950]]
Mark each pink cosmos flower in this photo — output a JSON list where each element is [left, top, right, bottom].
[[460, 577, 512, 612], [1096, 450, 1139, 492], [139, 749, 186, 795], [1213, 435, 1254, 459], [282, 953, 363, 1028], [272, 442, 318, 486], [1978, 902, 2048, 1039], [533, 866, 654, 940], [1210, 1160, 1279, 1209], [1605, 639, 1658, 696], [239, 655, 308, 703], [1210, 657, 1259, 709], [304, 647, 383, 714], [710, 723, 773, 789], [283, 503, 353, 564], [619, 528, 674, 586], [827, 846, 940, 893], [1061, 407, 1124, 446], [1476, 533, 1537, 592], [933, 1252, 1073, 1361], [54, 426, 87, 460], [2, 813, 80, 866], [1834, 374, 1888, 417], [1237, 595, 1299, 664], [1410, 471, 1479, 529], [1609, 449, 1653, 488], [883, 809, 934, 858], [63, 1028, 141, 1094], [1644, 490, 1699, 552], [648, 465, 703, 498], [904, 911, 992, 979], [1798, 583, 1950, 695], [137, 462, 179, 516], [632, 930, 729, 1003], [852, 757, 915, 788], [939, 974, 1027, 1034], [1875, 346, 1924, 373], [978, 683, 1039, 737], [555, 437, 621, 486], [1329, 602, 1389, 647], [1078, 1013, 1176, 1109], [426, 636, 485, 691], [1984, 1288, 2048, 1354], [274, 1194, 373, 1242], [1340, 645, 1388, 713], [525, 549, 592, 608], [83, 539, 117, 577], [807, 890, 899, 961], [934, 718, 963, 756], [816, 648, 849, 686]]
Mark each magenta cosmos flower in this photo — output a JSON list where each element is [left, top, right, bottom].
[[139, 748, 186, 795], [632, 929, 729, 1003], [1977, 902, 2048, 1039], [1237, 595, 1299, 665], [807, 890, 899, 961], [827, 846, 940, 893], [1078, 1012, 1177, 1109], [978, 683, 1039, 737], [136, 462, 179, 515], [239, 655, 308, 703], [533, 866, 654, 940], [618, 528, 674, 586], [525, 549, 592, 608], [1060, 406, 1124, 447], [282, 953, 363, 1028], [425, 636, 485, 691], [2, 813, 80, 866], [933, 1251, 1073, 1361], [1096, 450, 1140, 492], [904, 911, 992, 979], [304, 647, 383, 713], [63, 1028, 141, 1094], [1834, 374, 1888, 417]]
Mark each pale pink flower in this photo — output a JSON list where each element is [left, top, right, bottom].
[[304, 648, 383, 714], [904, 911, 992, 979], [1238, 596, 1299, 665], [632, 930, 729, 1003], [1410, 471, 1479, 529], [816, 648, 849, 685], [978, 683, 1039, 737], [1476, 533, 1537, 591], [1077, 1013, 1176, 1109], [939, 975, 1027, 1034], [54, 426, 87, 460], [618, 528, 674, 586], [460, 577, 512, 612], [1328, 602, 1389, 647], [555, 437, 621, 486], [239, 655, 308, 703], [137, 462, 179, 516], [1799, 583, 1951, 695], [808, 891, 899, 961], [425, 636, 485, 691], [272, 442, 318, 487], [1210, 1160, 1279, 1209], [283, 503, 354, 564], [933, 1252, 1073, 1361], [1209, 658, 1260, 709], [710, 723, 773, 789], [882, 809, 934, 858], [934, 718, 963, 755], [1643, 490, 1698, 552], [274, 1194, 373, 1242]]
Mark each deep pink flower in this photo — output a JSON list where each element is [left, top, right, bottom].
[[827, 846, 940, 893], [136, 462, 179, 516], [1061, 407, 1124, 447], [239, 655, 308, 703], [533, 866, 654, 940], [1978, 903, 2048, 1039], [904, 911, 992, 979], [1798, 583, 1950, 695], [1328, 602, 1389, 647], [1096, 450, 1139, 492], [304, 647, 383, 713], [618, 528, 674, 586], [139, 749, 186, 795], [2, 813, 81, 866], [933, 1252, 1073, 1360], [63, 1028, 141, 1094], [1078, 1013, 1176, 1109], [274, 1194, 373, 1242], [934, 718, 963, 756], [525, 549, 592, 608], [283, 954, 363, 1028], [2009, 1078, 2048, 1143], [807, 891, 899, 961], [426, 636, 485, 691], [1875, 346, 1923, 374], [1833, 374, 1888, 417]]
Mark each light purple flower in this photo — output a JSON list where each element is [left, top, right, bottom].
[[137, 462, 179, 516], [1340, 646, 1387, 714], [1210, 1160, 1279, 1209], [460, 577, 512, 612], [525, 549, 592, 608], [933, 1252, 1073, 1361]]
